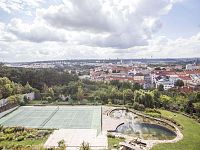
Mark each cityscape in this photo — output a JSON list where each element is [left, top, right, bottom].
[[0, 0, 200, 150]]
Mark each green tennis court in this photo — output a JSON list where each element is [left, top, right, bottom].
[[0, 106, 102, 131]]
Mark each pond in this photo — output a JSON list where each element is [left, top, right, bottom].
[[110, 109, 176, 140], [116, 122, 176, 140]]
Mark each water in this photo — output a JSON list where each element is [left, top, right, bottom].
[[110, 109, 176, 140], [116, 122, 176, 140]]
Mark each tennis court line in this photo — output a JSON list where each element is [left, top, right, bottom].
[[40, 106, 59, 128]]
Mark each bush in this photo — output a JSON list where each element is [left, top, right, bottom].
[[16, 136, 25, 141], [145, 108, 161, 114], [146, 112, 161, 118], [14, 144, 23, 149], [80, 141, 90, 150], [26, 134, 36, 139], [138, 104, 145, 111], [0, 125, 3, 132], [41, 100, 48, 104], [5, 134, 14, 141], [3, 128, 15, 134], [58, 139, 66, 149], [132, 102, 140, 110], [36, 130, 50, 137], [46, 96, 53, 103], [19, 99, 25, 106], [0, 136, 6, 141], [14, 126, 25, 132], [107, 134, 115, 138]]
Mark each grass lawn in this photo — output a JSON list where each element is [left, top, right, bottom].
[[108, 137, 125, 149], [0, 139, 46, 149], [27, 100, 42, 105], [151, 110, 200, 150]]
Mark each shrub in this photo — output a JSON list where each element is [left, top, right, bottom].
[[36, 130, 50, 137], [19, 99, 25, 106], [4, 128, 15, 134], [0, 125, 3, 132], [80, 141, 90, 150], [146, 112, 161, 118], [14, 126, 25, 132], [0, 136, 6, 141], [138, 104, 145, 111], [107, 134, 115, 138], [119, 137, 125, 140], [58, 139, 66, 149], [132, 102, 140, 110], [6, 134, 14, 141], [41, 100, 48, 104], [14, 144, 23, 149], [26, 134, 36, 139], [145, 108, 161, 114], [16, 136, 25, 141]]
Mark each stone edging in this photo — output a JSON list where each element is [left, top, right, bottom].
[[107, 107, 183, 149]]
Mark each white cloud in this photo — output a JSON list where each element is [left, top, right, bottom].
[[0, 0, 199, 62], [0, 0, 44, 14], [37, 0, 178, 48], [114, 33, 200, 58], [7, 18, 68, 42], [0, 32, 199, 62]]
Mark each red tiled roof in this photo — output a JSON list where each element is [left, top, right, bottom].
[[134, 73, 144, 76], [111, 67, 132, 71], [177, 86, 194, 93], [184, 70, 200, 75], [153, 70, 200, 76], [178, 76, 192, 81]]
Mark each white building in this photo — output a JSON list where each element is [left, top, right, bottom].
[[156, 78, 175, 90], [190, 74, 200, 83], [186, 64, 200, 70]]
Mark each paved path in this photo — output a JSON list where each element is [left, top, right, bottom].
[[44, 129, 108, 150]]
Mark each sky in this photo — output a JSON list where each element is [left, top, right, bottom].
[[0, 0, 200, 62]]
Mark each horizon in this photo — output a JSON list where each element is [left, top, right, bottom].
[[0, 0, 200, 62], [2, 57, 200, 64]]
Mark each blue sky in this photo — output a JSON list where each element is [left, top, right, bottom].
[[0, 0, 200, 62], [158, 0, 200, 39]]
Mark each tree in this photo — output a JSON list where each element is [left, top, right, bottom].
[[58, 139, 66, 150], [152, 89, 160, 108], [109, 87, 122, 102], [77, 86, 84, 101], [160, 95, 172, 109], [80, 141, 90, 150], [175, 79, 184, 87], [134, 90, 142, 104], [110, 80, 122, 89], [23, 82, 33, 93], [194, 103, 200, 117], [47, 88, 55, 98], [158, 84, 164, 91], [195, 92, 200, 102], [7, 95, 21, 104], [2, 84, 13, 98], [133, 83, 142, 91], [42, 83, 48, 93], [185, 101, 194, 115], [123, 89, 134, 105]]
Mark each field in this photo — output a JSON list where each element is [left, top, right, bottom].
[[0, 106, 101, 131], [152, 110, 200, 150]]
